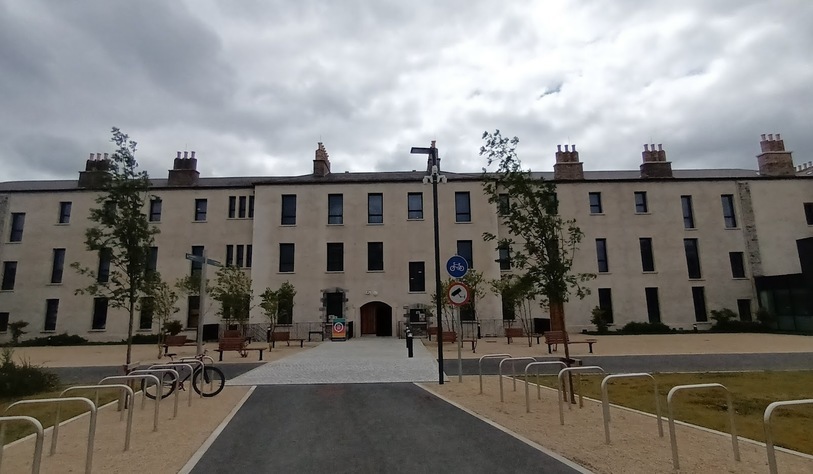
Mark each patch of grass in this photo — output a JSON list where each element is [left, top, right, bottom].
[[521, 371, 813, 455], [1, 387, 122, 445]]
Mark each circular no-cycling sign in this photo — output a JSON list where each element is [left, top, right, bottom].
[[447, 282, 471, 307]]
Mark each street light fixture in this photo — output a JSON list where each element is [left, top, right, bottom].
[[411, 141, 446, 384]]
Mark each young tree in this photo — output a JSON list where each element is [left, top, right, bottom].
[[147, 276, 180, 358], [481, 130, 594, 363], [459, 269, 486, 322], [209, 265, 253, 335], [490, 274, 536, 347], [260, 281, 296, 349], [72, 127, 159, 365]]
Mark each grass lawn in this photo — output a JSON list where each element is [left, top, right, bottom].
[[1, 387, 123, 445], [522, 371, 813, 455]]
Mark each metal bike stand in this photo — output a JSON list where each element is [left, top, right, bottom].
[[557, 366, 605, 425], [764, 399, 813, 474], [478, 354, 511, 394], [5, 397, 97, 474], [130, 368, 180, 419], [181, 354, 215, 366], [150, 363, 196, 406], [667, 383, 740, 470], [99, 374, 161, 432], [523, 361, 567, 413], [61, 385, 135, 451], [498, 357, 536, 402], [0, 416, 44, 474], [600, 373, 662, 444], [171, 359, 206, 398]]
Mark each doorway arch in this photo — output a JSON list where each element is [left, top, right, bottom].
[[359, 302, 393, 337]]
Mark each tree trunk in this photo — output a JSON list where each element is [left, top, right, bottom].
[[126, 298, 135, 366], [550, 299, 575, 403]]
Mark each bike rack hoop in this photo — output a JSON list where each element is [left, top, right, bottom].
[[130, 368, 181, 419], [60, 384, 135, 451], [523, 361, 566, 413], [99, 374, 161, 432], [498, 357, 536, 402], [557, 366, 605, 425], [600, 373, 662, 444], [478, 354, 511, 395], [0, 416, 44, 474], [666, 383, 740, 470], [4, 397, 97, 474], [763, 399, 813, 474], [150, 363, 197, 406]]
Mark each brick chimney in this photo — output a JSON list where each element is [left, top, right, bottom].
[[168, 151, 200, 186], [639, 143, 673, 178], [553, 144, 584, 180], [78, 152, 112, 188], [313, 142, 331, 177], [757, 133, 794, 176]]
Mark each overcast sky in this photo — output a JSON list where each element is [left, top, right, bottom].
[[2, 0, 812, 182]]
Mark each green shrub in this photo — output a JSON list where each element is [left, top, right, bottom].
[[8, 321, 28, 345], [0, 348, 59, 397], [17, 333, 89, 347], [590, 306, 611, 334], [620, 321, 673, 334], [711, 320, 769, 333], [130, 333, 160, 344], [162, 320, 183, 336]]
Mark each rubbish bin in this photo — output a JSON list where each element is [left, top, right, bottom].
[[533, 318, 551, 334]]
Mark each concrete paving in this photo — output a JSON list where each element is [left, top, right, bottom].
[[227, 337, 441, 385]]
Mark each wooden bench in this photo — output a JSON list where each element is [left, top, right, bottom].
[[162, 335, 195, 355], [215, 337, 265, 361], [505, 327, 524, 343], [270, 331, 305, 348], [543, 331, 598, 354]]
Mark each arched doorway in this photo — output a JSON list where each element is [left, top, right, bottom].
[[359, 302, 393, 337]]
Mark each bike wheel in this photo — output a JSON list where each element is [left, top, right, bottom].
[[142, 372, 177, 400], [192, 366, 225, 397]]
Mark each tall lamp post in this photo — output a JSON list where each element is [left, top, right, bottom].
[[411, 141, 446, 384]]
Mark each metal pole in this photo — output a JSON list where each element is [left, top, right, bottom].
[[431, 149, 444, 385], [197, 250, 207, 355], [457, 307, 463, 382]]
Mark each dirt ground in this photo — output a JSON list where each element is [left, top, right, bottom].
[[2, 333, 811, 473]]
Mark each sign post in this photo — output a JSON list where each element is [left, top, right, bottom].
[[446, 281, 471, 383], [185, 252, 222, 355]]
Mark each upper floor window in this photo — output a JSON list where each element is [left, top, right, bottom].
[[498, 244, 511, 271], [97, 248, 112, 283], [0, 312, 8, 332], [407, 193, 423, 220], [248, 195, 255, 218], [228, 196, 236, 218], [596, 238, 609, 273], [328, 194, 343, 225], [639, 238, 655, 272], [147, 247, 158, 275], [368, 193, 383, 224], [281, 195, 296, 225], [279, 243, 295, 273], [634, 192, 648, 213], [498, 194, 510, 216], [327, 243, 344, 272], [456, 240, 474, 269], [455, 192, 471, 222], [9, 213, 25, 242], [139, 297, 154, 330], [684, 238, 701, 279], [721, 195, 737, 228], [92, 297, 108, 330], [44, 299, 59, 331], [681, 195, 695, 229], [730, 252, 746, 278], [589, 192, 603, 214], [190, 245, 204, 278], [194, 199, 208, 221], [229, 195, 250, 219], [51, 248, 66, 284], [149, 198, 162, 222], [805, 202, 813, 225], [368, 242, 384, 271], [58, 202, 72, 224], [1, 262, 17, 290], [226, 244, 252, 268]]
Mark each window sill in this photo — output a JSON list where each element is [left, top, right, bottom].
[[5, 241, 21, 244], [408, 291, 427, 294], [0, 290, 14, 293], [47, 283, 63, 286], [226, 217, 252, 221], [500, 268, 511, 272], [724, 227, 741, 230], [40, 331, 57, 334], [277, 271, 295, 274], [148, 220, 161, 224], [326, 271, 344, 274], [732, 277, 749, 280], [455, 221, 473, 224], [407, 218, 424, 221], [280, 224, 296, 227], [642, 271, 658, 274], [597, 272, 611, 275], [367, 270, 384, 273], [688, 278, 705, 282], [136, 329, 153, 333], [635, 212, 651, 215], [89, 329, 107, 332], [192, 220, 207, 223], [367, 222, 384, 226], [54, 223, 71, 226], [684, 228, 698, 231], [589, 213, 605, 216], [327, 223, 344, 227]]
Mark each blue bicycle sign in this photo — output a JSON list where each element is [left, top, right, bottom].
[[446, 255, 469, 278]]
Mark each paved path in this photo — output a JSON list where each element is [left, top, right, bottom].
[[190, 384, 583, 474], [227, 337, 439, 385]]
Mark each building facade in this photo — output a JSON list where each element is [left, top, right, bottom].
[[0, 135, 811, 342]]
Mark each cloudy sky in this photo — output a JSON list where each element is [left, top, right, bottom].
[[2, 0, 812, 182]]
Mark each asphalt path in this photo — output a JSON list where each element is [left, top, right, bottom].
[[190, 383, 582, 474], [446, 352, 813, 376]]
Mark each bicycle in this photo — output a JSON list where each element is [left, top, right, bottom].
[[141, 351, 226, 399]]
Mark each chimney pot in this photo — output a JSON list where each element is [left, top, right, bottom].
[[557, 144, 561, 151], [809, 161, 812, 167], [89, 153, 94, 160], [572, 144, 576, 151], [657, 144, 663, 151], [644, 144, 649, 151], [776, 133, 781, 140], [177, 151, 181, 159], [768, 134, 773, 140], [761, 134, 766, 140], [103, 153, 108, 160], [191, 151, 196, 159], [564, 144, 569, 152], [430, 140, 436, 148], [97, 153, 103, 160], [183, 151, 189, 159]]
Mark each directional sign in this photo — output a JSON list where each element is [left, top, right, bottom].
[[447, 282, 471, 307], [446, 255, 469, 278], [185, 253, 222, 267]]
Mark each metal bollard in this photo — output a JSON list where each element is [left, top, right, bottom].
[[406, 331, 414, 358]]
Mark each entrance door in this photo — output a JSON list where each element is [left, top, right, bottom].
[[359, 302, 393, 336]]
